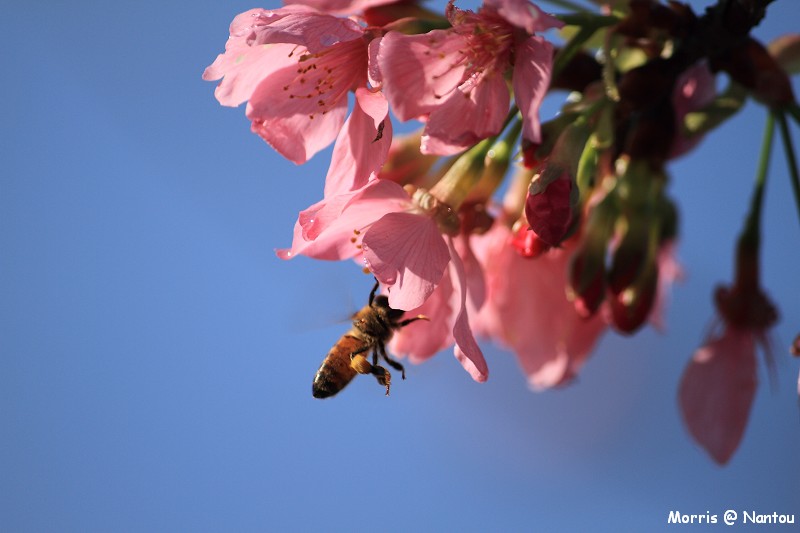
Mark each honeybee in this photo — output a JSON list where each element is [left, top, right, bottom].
[[312, 280, 427, 398]]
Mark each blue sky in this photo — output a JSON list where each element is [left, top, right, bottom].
[[2, 1, 799, 531]]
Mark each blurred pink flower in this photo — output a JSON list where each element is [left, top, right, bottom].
[[678, 326, 757, 465], [472, 222, 607, 389], [679, 274, 777, 464], [378, 0, 561, 155], [203, 6, 370, 164]]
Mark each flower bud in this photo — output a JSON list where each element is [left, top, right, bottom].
[[567, 194, 618, 317], [715, 37, 796, 108], [608, 220, 650, 295], [568, 245, 607, 318], [510, 220, 551, 259], [525, 165, 576, 246], [768, 34, 800, 75], [377, 129, 439, 187], [609, 261, 658, 334]]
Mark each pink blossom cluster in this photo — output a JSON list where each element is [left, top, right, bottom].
[[204, 0, 797, 465], [203, 0, 565, 383]]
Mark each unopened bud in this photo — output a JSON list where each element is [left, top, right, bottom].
[[525, 165, 576, 247], [568, 246, 607, 318], [609, 261, 658, 334], [717, 37, 796, 108], [377, 129, 439, 187], [567, 194, 618, 317], [510, 220, 551, 259], [768, 34, 800, 75]]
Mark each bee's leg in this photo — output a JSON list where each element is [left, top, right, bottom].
[[370, 364, 391, 396], [368, 278, 380, 306], [349, 344, 373, 375], [378, 343, 405, 380], [398, 315, 430, 328]]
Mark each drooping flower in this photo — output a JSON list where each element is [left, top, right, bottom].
[[678, 325, 758, 465], [378, 0, 562, 155], [277, 179, 488, 380], [203, 6, 372, 164], [678, 281, 778, 464]]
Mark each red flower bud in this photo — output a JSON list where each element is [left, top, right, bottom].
[[510, 223, 551, 259], [525, 168, 575, 247], [609, 264, 658, 334], [568, 247, 606, 318]]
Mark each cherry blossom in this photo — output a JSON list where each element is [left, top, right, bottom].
[[203, 6, 371, 164], [278, 180, 487, 380], [678, 326, 758, 465], [378, 0, 562, 154]]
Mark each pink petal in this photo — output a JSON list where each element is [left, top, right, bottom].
[[323, 88, 393, 197], [513, 35, 553, 145], [421, 74, 510, 155], [204, 40, 298, 107], [390, 271, 456, 362], [367, 37, 383, 88], [285, 0, 397, 16], [448, 238, 489, 382], [454, 233, 486, 312], [378, 30, 469, 121], [678, 327, 757, 465], [278, 179, 410, 260], [362, 213, 450, 310], [247, 10, 364, 53], [246, 39, 368, 164], [485, 0, 564, 34]]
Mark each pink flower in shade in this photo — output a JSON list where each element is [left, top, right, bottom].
[[471, 222, 607, 389], [277, 180, 488, 380], [678, 326, 757, 465], [669, 61, 716, 159], [378, 0, 562, 155], [203, 6, 372, 164]]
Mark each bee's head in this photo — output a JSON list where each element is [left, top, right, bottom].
[[372, 294, 405, 321]]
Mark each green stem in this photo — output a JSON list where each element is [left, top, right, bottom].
[[776, 111, 800, 227], [740, 112, 775, 249], [787, 102, 800, 126]]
